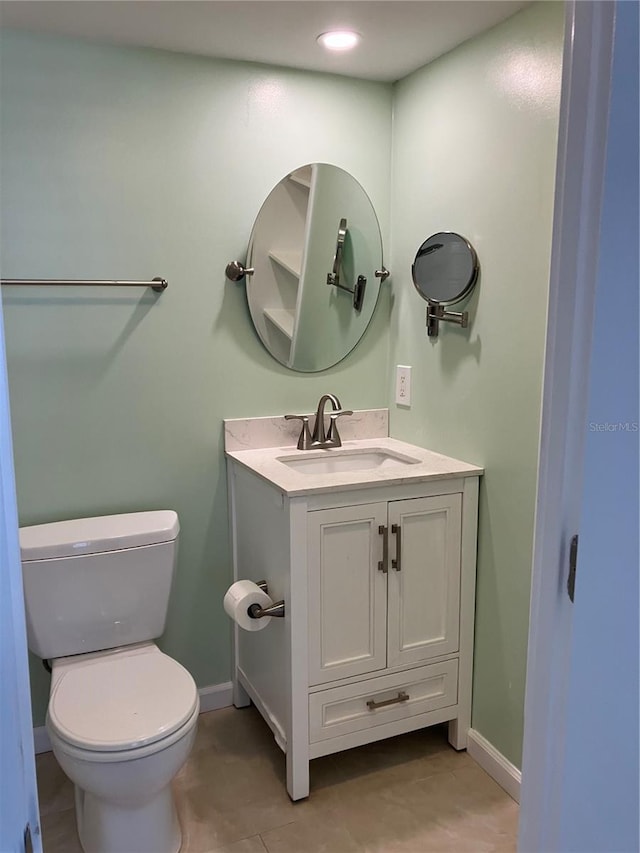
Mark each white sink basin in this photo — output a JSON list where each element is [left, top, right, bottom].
[[277, 448, 421, 475]]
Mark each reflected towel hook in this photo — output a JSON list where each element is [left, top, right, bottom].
[[326, 217, 348, 289], [325, 218, 366, 311]]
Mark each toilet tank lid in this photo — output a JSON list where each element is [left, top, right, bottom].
[[20, 511, 179, 561]]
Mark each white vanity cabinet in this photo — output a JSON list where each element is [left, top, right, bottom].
[[226, 436, 481, 801], [308, 494, 462, 686]]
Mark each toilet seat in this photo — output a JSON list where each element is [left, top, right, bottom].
[[48, 645, 198, 753], [47, 702, 200, 765]]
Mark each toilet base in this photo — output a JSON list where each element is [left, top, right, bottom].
[[75, 783, 182, 853]]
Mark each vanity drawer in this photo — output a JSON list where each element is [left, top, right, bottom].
[[309, 660, 458, 743]]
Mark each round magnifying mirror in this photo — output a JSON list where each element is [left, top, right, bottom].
[[411, 232, 478, 305], [243, 164, 387, 372]]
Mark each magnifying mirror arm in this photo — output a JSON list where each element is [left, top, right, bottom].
[[325, 218, 368, 312], [326, 218, 348, 288], [426, 301, 469, 338]]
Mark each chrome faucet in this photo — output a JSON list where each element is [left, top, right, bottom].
[[285, 394, 353, 450], [311, 394, 341, 444]]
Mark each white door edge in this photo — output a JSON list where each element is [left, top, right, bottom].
[[518, 2, 616, 851], [0, 302, 43, 849]]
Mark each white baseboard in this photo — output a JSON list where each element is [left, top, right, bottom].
[[197, 681, 233, 714], [467, 728, 522, 803], [33, 681, 234, 754]]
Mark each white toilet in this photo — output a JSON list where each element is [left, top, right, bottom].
[[20, 511, 200, 853]]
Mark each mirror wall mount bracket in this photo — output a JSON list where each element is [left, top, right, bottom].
[[225, 260, 254, 282], [328, 272, 367, 312], [426, 301, 469, 337]]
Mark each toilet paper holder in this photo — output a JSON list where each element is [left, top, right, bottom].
[[248, 581, 285, 619]]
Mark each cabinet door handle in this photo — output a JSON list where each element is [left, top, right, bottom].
[[366, 691, 410, 711], [391, 523, 402, 571], [378, 525, 388, 573]]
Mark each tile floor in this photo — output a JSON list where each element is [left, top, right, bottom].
[[37, 706, 518, 853]]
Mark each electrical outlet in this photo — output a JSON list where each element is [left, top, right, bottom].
[[395, 365, 412, 407]]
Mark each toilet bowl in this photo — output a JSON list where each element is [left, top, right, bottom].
[[46, 643, 199, 853], [20, 510, 199, 853]]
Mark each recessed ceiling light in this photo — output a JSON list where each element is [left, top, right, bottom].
[[317, 30, 361, 52]]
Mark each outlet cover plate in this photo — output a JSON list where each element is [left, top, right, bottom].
[[395, 365, 412, 407]]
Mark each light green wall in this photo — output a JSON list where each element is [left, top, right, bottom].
[[0, 31, 393, 725], [2, 5, 564, 764], [389, 2, 564, 767]]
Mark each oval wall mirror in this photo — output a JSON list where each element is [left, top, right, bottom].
[[411, 232, 479, 337], [231, 164, 388, 372]]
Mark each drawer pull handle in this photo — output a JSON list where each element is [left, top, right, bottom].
[[391, 523, 402, 571], [378, 525, 388, 573], [366, 691, 410, 711]]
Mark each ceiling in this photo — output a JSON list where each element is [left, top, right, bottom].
[[0, 1, 531, 83]]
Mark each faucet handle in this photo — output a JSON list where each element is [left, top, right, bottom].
[[327, 410, 354, 447], [284, 414, 313, 450]]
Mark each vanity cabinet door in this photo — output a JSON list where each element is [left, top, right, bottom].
[[387, 495, 462, 669], [308, 503, 388, 686]]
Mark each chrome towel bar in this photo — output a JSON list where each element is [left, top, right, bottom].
[[0, 277, 168, 292]]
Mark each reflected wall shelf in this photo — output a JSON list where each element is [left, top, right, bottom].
[[287, 166, 312, 189], [268, 250, 302, 280], [263, 307, 295, 340]]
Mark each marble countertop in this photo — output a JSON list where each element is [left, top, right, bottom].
[[225, 436, 483, 497]]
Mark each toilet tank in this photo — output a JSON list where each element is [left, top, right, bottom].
[[20, 511, 180, 660]]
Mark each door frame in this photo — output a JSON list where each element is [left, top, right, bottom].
[[518, 1, 616, 850], [0, 297, 42, 849]]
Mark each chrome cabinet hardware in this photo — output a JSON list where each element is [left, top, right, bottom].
[[378, 525, 389, 573], [391, 523, 402, 571], [366, 691, 410, 711], [284, 414, 313, 449]]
